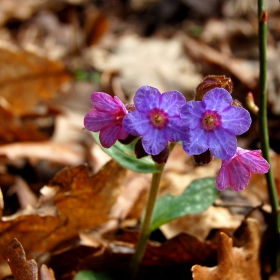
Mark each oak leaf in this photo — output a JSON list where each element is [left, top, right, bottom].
[[2, 238, 56, 280], [0, 160, 126, 278], [191, 218, 261, 280]]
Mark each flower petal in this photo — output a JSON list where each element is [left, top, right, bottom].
[[122, 110, 151, 136], [203, 88, 232, 111], [91, 92, 120, 112], [182, 128, 208, 155], [134, 86, 161, 112], [117, 127, 129, 140], [180, 101, 205, 130], [160, 90, 186, 117], [99, 125, 122, 148], [114, 96, 128, 113], [165, 117, 186, 142], [239, 149, 270, 174], [84, 110, 115, 132], [217, 159, 251, 192], [208, 127, 237, 160], [141, 128, 168, 155], [221, 106, 251, 135], [216, 164, 230, 191]]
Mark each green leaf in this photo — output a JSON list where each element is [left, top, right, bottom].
[[148, 177, 219, 233], [92, 132, 160, 173], [74, 270, 113, 280]]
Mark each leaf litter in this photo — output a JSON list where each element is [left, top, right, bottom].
[[0, 0, 280, 279]]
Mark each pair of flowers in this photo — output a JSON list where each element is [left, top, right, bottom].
[[84, 85, 270, 192]]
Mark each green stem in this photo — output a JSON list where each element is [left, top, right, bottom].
[[258, 0, 280, 271], [129, 163, 165, 279]]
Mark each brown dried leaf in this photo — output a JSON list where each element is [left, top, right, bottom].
[[0, 141, 85, 166], [191, 218, 261, 280], [143, 233, 217, 267], [0, 160, 126, 276], [0, 105, 51, 144], [2, 238, 41, 280], [2, 238, 56, 280], [0, 0, 48, 26], [64, 229, 217, 279], [0, 40, 72, 115], [39, 264, 56, 280], [183, 34, 257, 90]]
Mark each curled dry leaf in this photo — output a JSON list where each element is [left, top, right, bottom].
[[192, 218, 261, 280], [2, 238, 55, 280], [0, 160, 126, 278], [0, 40, 72, 115], [0, 141, 85, 166]]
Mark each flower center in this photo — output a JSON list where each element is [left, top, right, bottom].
[[149, 108, 168, 128], [115, 109, 126, 123], [202, 110, 221, 130]]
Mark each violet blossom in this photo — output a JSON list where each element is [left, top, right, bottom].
[[180, 88, 252, 160], [122, 85, 186, 155], [216, 147, 270, 192], [84, 92, 129, 148]]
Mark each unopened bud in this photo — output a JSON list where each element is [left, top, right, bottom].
[[195, 75, 233, 101], [118, 134, 137, 145], [152, 145, 170, 164], [193, 149, 214, 165], [134, 138, 148, 159]]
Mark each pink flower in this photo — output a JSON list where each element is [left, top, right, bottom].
[[216, 147, 270, 192], [84, 92, 129, 148]]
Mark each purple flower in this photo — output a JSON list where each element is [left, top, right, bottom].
[[216, 147, 270, 192], [180, 88, 252, 160], [122, 86, 186, 155], [84, 92, 129, 148]]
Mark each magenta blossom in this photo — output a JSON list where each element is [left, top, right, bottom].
[[84, 92, 129, 148], [180, 88, 252, 160], [216, 147, 270, 192], [122, 85, 186, 155]]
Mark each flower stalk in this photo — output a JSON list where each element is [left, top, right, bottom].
[[257, 0, 280, 271], [129, 162, 165, 279]]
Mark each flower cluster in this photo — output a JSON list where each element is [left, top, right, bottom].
[[84, 81, 270, 192]]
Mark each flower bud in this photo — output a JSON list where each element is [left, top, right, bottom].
[[134, 138, 148, 159], [193, 149, 214, 165], [118, 134, 137, 145], [195, 75, 233, 101], [152, 145, 170, 164]]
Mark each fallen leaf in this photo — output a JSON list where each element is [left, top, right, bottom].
[[191, 218, 261, 280], [2, 238, 55, 280], [0, 40, 72, 115], [0, 0, 49, 26], [89, 34, 202, 99], [183, 34, 258, 90], [0, 141, 85, 166], [40, 264, 56, 280], [0, 160, 126, 278], [64, 229, 217, 280], [0, 105, 51, 144]]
